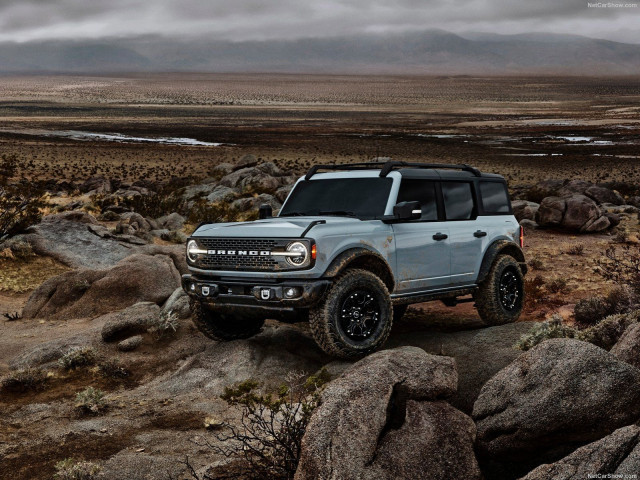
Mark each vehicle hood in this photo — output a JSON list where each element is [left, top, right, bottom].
[[191, 216, 364, 238]]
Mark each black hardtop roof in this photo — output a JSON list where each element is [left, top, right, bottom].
[[304, 161, 505, 181]]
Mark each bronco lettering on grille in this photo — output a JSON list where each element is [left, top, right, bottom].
[[208, 250, 271, 256]]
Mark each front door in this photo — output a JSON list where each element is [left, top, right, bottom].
[[392, 179, 451, 292]]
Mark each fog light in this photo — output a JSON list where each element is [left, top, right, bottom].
[[284, 287, 301, 299]]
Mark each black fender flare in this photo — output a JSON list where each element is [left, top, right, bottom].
[[322, 248, 395, 292], [477, 240, 527, 284]]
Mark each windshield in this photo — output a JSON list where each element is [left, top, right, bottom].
[[279, 177, 393, 219]]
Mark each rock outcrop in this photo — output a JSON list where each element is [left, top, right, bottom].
[[611, 322, 640, 369], [22, 254, 180, 319], [536, 195, 611, 232], [521, 425, 640, 480], [473, 339, 640, 473], [296, 347, 482, 480]]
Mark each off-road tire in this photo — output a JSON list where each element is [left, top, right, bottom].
[[309, 268, 393, 359], [475, 255, 525, 325], [190, 300, 265, 341]]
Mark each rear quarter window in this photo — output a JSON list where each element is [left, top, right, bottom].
[[480, 181, 510, 214]]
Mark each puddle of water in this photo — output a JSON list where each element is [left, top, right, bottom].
[[0, 128, 223, 146], [55, 130, 223, 146]]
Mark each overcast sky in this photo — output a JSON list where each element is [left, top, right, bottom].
[[0, 0, 638, 43]]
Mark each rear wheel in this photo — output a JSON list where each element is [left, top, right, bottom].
[[474, 255, 525, 325], [309, 269, 393, 359], [190, 300, 265, 341]]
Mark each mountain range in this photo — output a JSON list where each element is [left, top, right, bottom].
[[1, 30, 639, 74]]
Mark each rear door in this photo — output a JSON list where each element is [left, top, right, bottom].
[[441, 181, 484, 286], [392, 178, 451, 292]]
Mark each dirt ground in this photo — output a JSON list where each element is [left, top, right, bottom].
[[0, 74, 639, 187]]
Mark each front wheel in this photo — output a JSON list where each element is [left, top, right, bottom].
[[190, 300, 265, 341], [309, 269, 393, 359], [474, 255, 525, 325]]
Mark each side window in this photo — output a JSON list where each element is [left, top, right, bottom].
[[396, 179, 438, 221], [442, 182, 475, 220], [480, 181, 510, 214]]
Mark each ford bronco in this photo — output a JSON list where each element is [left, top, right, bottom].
[[182, 161, 527, 358]]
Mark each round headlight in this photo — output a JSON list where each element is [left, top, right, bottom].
[[286, 241, 309, 266], [187, 240, 201, 263]]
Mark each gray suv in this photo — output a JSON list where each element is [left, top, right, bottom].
[[183, 161, 527, 358]]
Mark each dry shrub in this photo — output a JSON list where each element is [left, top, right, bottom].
[[574, 286, 635, 327], [54, 458, 101, 480], [75, 387, 107, 415], [179, 369, 330, 480], [0, 368, 48, 393], [58, 347, 98, 371], [595, 245, 640, 295], [515, 315, 577, 351]]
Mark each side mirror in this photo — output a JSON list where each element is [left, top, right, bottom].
[[393, 201, 421, 221], [259, 204, 273, 219]]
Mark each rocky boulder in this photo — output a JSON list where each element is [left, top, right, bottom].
[[511, 200, 539, 223], [157, 212, 185, 231], [22, 254, 181, 319], [526, 180, 564, 203], [521, 425, 640, 480], [536, 195, 611, 232], [296, 347, 482, 480], [115, 212, 152, 236], [473, 339, 640, 473], [611, 322, 640, 369], [585, 185, 625, 206], [100, 302, 160, 342], [18, 212, 139, 269]]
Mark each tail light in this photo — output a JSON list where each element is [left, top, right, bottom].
[[519, 226, 524, 248]]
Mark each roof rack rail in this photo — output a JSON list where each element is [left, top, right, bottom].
[[378, 161, 482, 177], [304, 161, 481, 180], [304, 162, 389, 180]]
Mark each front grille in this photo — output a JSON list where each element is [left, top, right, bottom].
[[197, 238, 280, 271]]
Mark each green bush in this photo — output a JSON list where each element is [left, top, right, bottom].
[[54, 458, 101, 480]]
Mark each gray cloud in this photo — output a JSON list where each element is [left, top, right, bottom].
[[0, 0, 637, 43]]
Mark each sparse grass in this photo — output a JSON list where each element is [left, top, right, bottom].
[[96, 359, 130, 379], [528, 257, 545, 270], [149, 310, 180, 340], [0, 255, 70, 293], [54, 458, 101, 480], [58, 347, 98, 371], [547, 278, 570, 294], [566, 244, 585, 256], [75, 387, 107, 415], [1, 368, 49, 393]]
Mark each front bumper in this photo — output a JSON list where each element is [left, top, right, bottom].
[[182, 274, 331, 309]]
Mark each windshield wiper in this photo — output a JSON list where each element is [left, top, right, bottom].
[[279, 212, 307, 217], [318, 210, 358, 217]]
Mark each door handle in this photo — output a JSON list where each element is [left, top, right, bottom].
[[474, 230, 487, 238], [433, 233, 448, 241]]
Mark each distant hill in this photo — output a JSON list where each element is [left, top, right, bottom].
[[1, 30, 640, 74]]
